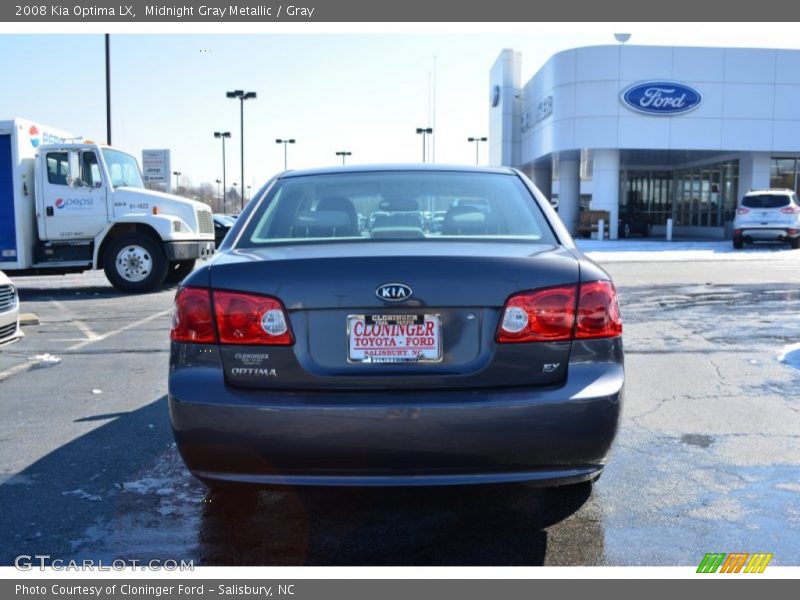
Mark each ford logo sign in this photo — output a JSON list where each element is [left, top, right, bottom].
[[621, 81, 702, 115], [376, 283, 412, 302]]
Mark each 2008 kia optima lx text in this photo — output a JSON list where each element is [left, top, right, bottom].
[[168, 165, 624, 490]]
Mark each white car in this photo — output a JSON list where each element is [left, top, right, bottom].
[[733, 189, 800, 249], [0, 271, 22, 347]]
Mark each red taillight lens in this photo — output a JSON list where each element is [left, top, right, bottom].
[[213, 290, 294, 345], [736, 207, 750, 215], [496, 285, 577, 343], [780, 206, 800, 214], [576, 280, 623, 339], [496, 281, 622, 343], [170, 287, 216, 343]]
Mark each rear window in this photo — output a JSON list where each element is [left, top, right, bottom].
[[741, 194, 793, 209], [237, 171, 556, 247]]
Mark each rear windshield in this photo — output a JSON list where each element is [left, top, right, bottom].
[[237, 172, 557, 247], [741, 194, 793, 209]]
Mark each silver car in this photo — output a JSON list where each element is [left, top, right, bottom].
[[0, 271, 22, 347], [733, 190, 800, 249]]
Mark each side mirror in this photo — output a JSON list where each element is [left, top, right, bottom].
[[66, 151, 83, 188]]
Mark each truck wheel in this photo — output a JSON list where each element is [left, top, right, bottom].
[[103, 233, 168, 293], [791, 237, 800, 250], [165, 260, 196, 284]]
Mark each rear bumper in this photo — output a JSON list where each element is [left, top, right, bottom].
[[168, 360, 623, 487], [736, 227, 798, 241], [165, 240, 216, 261]]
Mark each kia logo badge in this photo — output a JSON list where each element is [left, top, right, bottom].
[[376, 283, 413, 302], [621, 81, 702, 115]]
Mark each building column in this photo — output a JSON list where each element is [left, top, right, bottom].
[[591, 149, 620, 239], [532, 165, 552, 200], [739, 152, 771, 195], [558, 158, 580, 236]]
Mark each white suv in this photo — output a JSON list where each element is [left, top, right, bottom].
[[733, 190, 800, 249]]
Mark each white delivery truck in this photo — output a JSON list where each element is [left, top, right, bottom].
[[0, 118, 215, 292]]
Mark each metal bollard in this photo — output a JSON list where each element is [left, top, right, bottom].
[[666, 218, 673, 241], [597, 219, 605, 241]]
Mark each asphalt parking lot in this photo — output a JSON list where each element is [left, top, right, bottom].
[[1, 254, 799, 566]]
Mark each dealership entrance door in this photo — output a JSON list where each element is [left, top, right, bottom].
[[620, 159, 739, 238]]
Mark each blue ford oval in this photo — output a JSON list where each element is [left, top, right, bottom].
[[168, 165, 624, 491], [622, 81, 702, 115]]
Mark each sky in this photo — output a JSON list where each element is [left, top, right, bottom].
[[2, 27, 800, 192]]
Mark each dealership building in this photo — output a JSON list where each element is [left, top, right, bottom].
[[489, 44, 800, 239]]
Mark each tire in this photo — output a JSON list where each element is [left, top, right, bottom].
[[644, 222, 653, 237], [732, 236, 744, 249], [791, 237, 800, 250], [103, 232, 168, 292], [164, 259, 196, 284]]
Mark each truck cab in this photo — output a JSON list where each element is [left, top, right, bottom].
[[1, 118, 215, 292]]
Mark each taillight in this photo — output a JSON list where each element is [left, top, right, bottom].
[[736, 207, 750, 215], [213, 290, 294, 345], [780, 206, 800, 214], [496, 285, 577, 343], [575, 280, 623, 339], [496, 281, 622, 343], [170, 287, 216, 343]]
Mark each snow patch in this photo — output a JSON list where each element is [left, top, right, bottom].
[[778, 343, 800, 370], [120, 477, 173, 494], [62, 488, 102, 502], [577, 239, 800, 263], [28, 353, 61, 368]]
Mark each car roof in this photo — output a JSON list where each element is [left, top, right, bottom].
[[278, 164, 519, 179], [745, 189, 794, 195]]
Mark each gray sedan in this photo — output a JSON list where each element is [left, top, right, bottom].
[[168, 165, 624, 490]]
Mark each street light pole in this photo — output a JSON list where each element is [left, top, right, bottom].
[[416, 127, 432, 163], [105, 34, 112, 145], [226, 90, 256, 212], [275, 139, 296, 170], [172, 171, 181, 193], [335, 151, 352, 165], [467, 136, 488, 165], [214, 131, 231, 213]]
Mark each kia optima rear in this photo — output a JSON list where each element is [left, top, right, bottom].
[[168, 165, 624, 489]]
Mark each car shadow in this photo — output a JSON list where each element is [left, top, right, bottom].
[[197, 478, 598, 566], [0, 396, 175, 565], [0, 393, 601, 566]]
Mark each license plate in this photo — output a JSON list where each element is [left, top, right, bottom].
[[347, 314, 442, 363]]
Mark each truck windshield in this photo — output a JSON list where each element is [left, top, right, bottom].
[[101, 149, 145, 189]]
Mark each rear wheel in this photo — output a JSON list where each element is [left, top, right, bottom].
[[165, 259, 196, 284], [103, 232, 168, 292], [790, 237, 800, 250], [732, 236, 744, 249]]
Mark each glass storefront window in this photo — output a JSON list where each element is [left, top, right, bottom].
[[770, 158, 797, 191]]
